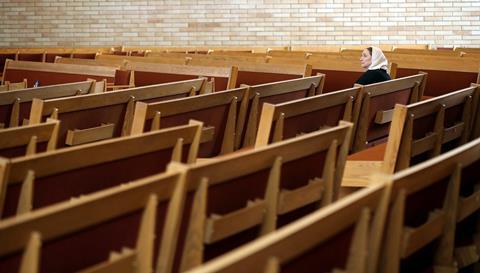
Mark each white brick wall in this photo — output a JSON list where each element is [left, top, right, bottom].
[[0, 0, 478, 47]]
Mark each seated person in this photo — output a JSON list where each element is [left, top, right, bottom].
[[356, 46, 391, 85]]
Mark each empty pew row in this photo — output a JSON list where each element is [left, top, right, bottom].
[[28, 78, 207, 148], [0, 80, 105, 129], [123, 61, 236, 91], [0, 122, 352, 273], [0, 121, 207, 219], [185, 136, 480, 273], [344, 84, 479, 187], [92, 55, 313, 90], [130, 76, 324, 156], [2, 60, 119, 88]]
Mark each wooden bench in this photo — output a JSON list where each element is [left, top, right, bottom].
[[254, 86, 361, 148], [0, 167, 187, 273], [2, 60, 117, 87], [379, 137, 480, 273], [96, 54, 188, 65], [55, 57, 125, 67], [0, 80, 105, 129], [0, 121, 350, 273], [173, 122, 352, 272], [130, 76, 324, 156], [123, 61, 237, 91], [343, 85, 479, 187], [28, 78, 207, 148], [183, 182, 389, 273], [0, 121, 205, 219], [236, 76, 324, 149], [0, 119, 59, 158], [131, 86, 249, 158], [266, 55, 367, 92], [187, 59, 312, 88], [352, 74, 427, 152], [389, 54, 480, 97]]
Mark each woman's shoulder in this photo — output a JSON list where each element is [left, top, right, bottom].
[[356, 69, 391, 85]]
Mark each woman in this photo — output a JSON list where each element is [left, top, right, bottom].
[[355, 46, 391, 85]]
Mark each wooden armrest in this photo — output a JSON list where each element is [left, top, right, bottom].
[[204, 199, 266, 244], [277, 178, 324, 215], [402, 209, 445, 258], [374, 109, 394, 124], [66, 123, 115, 146]]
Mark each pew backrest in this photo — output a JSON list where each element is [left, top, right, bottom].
[[28, 78, 206, 148], [0, 80, 104, 128]]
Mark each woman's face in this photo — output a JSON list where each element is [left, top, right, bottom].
[[360, 49, 372, 69]]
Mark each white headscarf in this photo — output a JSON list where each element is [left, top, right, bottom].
[[368, 46, 388, 71]]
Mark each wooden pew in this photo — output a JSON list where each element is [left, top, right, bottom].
[[55, 57, 125, 67], [0, 121, 205, 219], [16, 51, 45, 63], [0, 119, 59, 158], [266, 55, 366, 92], [344, 85, 479, 187], [2, 60, 117, 87], [130, 76, 324, 156], [0, 168, 187, 273], [0, 80, 105, 129], [389, 54, 480, 97], [352, 74, 427, 152], [254, 86, 361, 148], [0, 79, 27, 92], [379, 137, 480, 273], [96, 54, 188, 65], [130, 86, 248, 158], [0, 122, 351, 273], [123, 61, 238, 91], [174, 122, 353, 272], [267, 51, 478, 96], [28, 78, 207, 148], [187, 59, 312, 88], [236, 76, 324, 148], [183, 182, 389, 273]]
